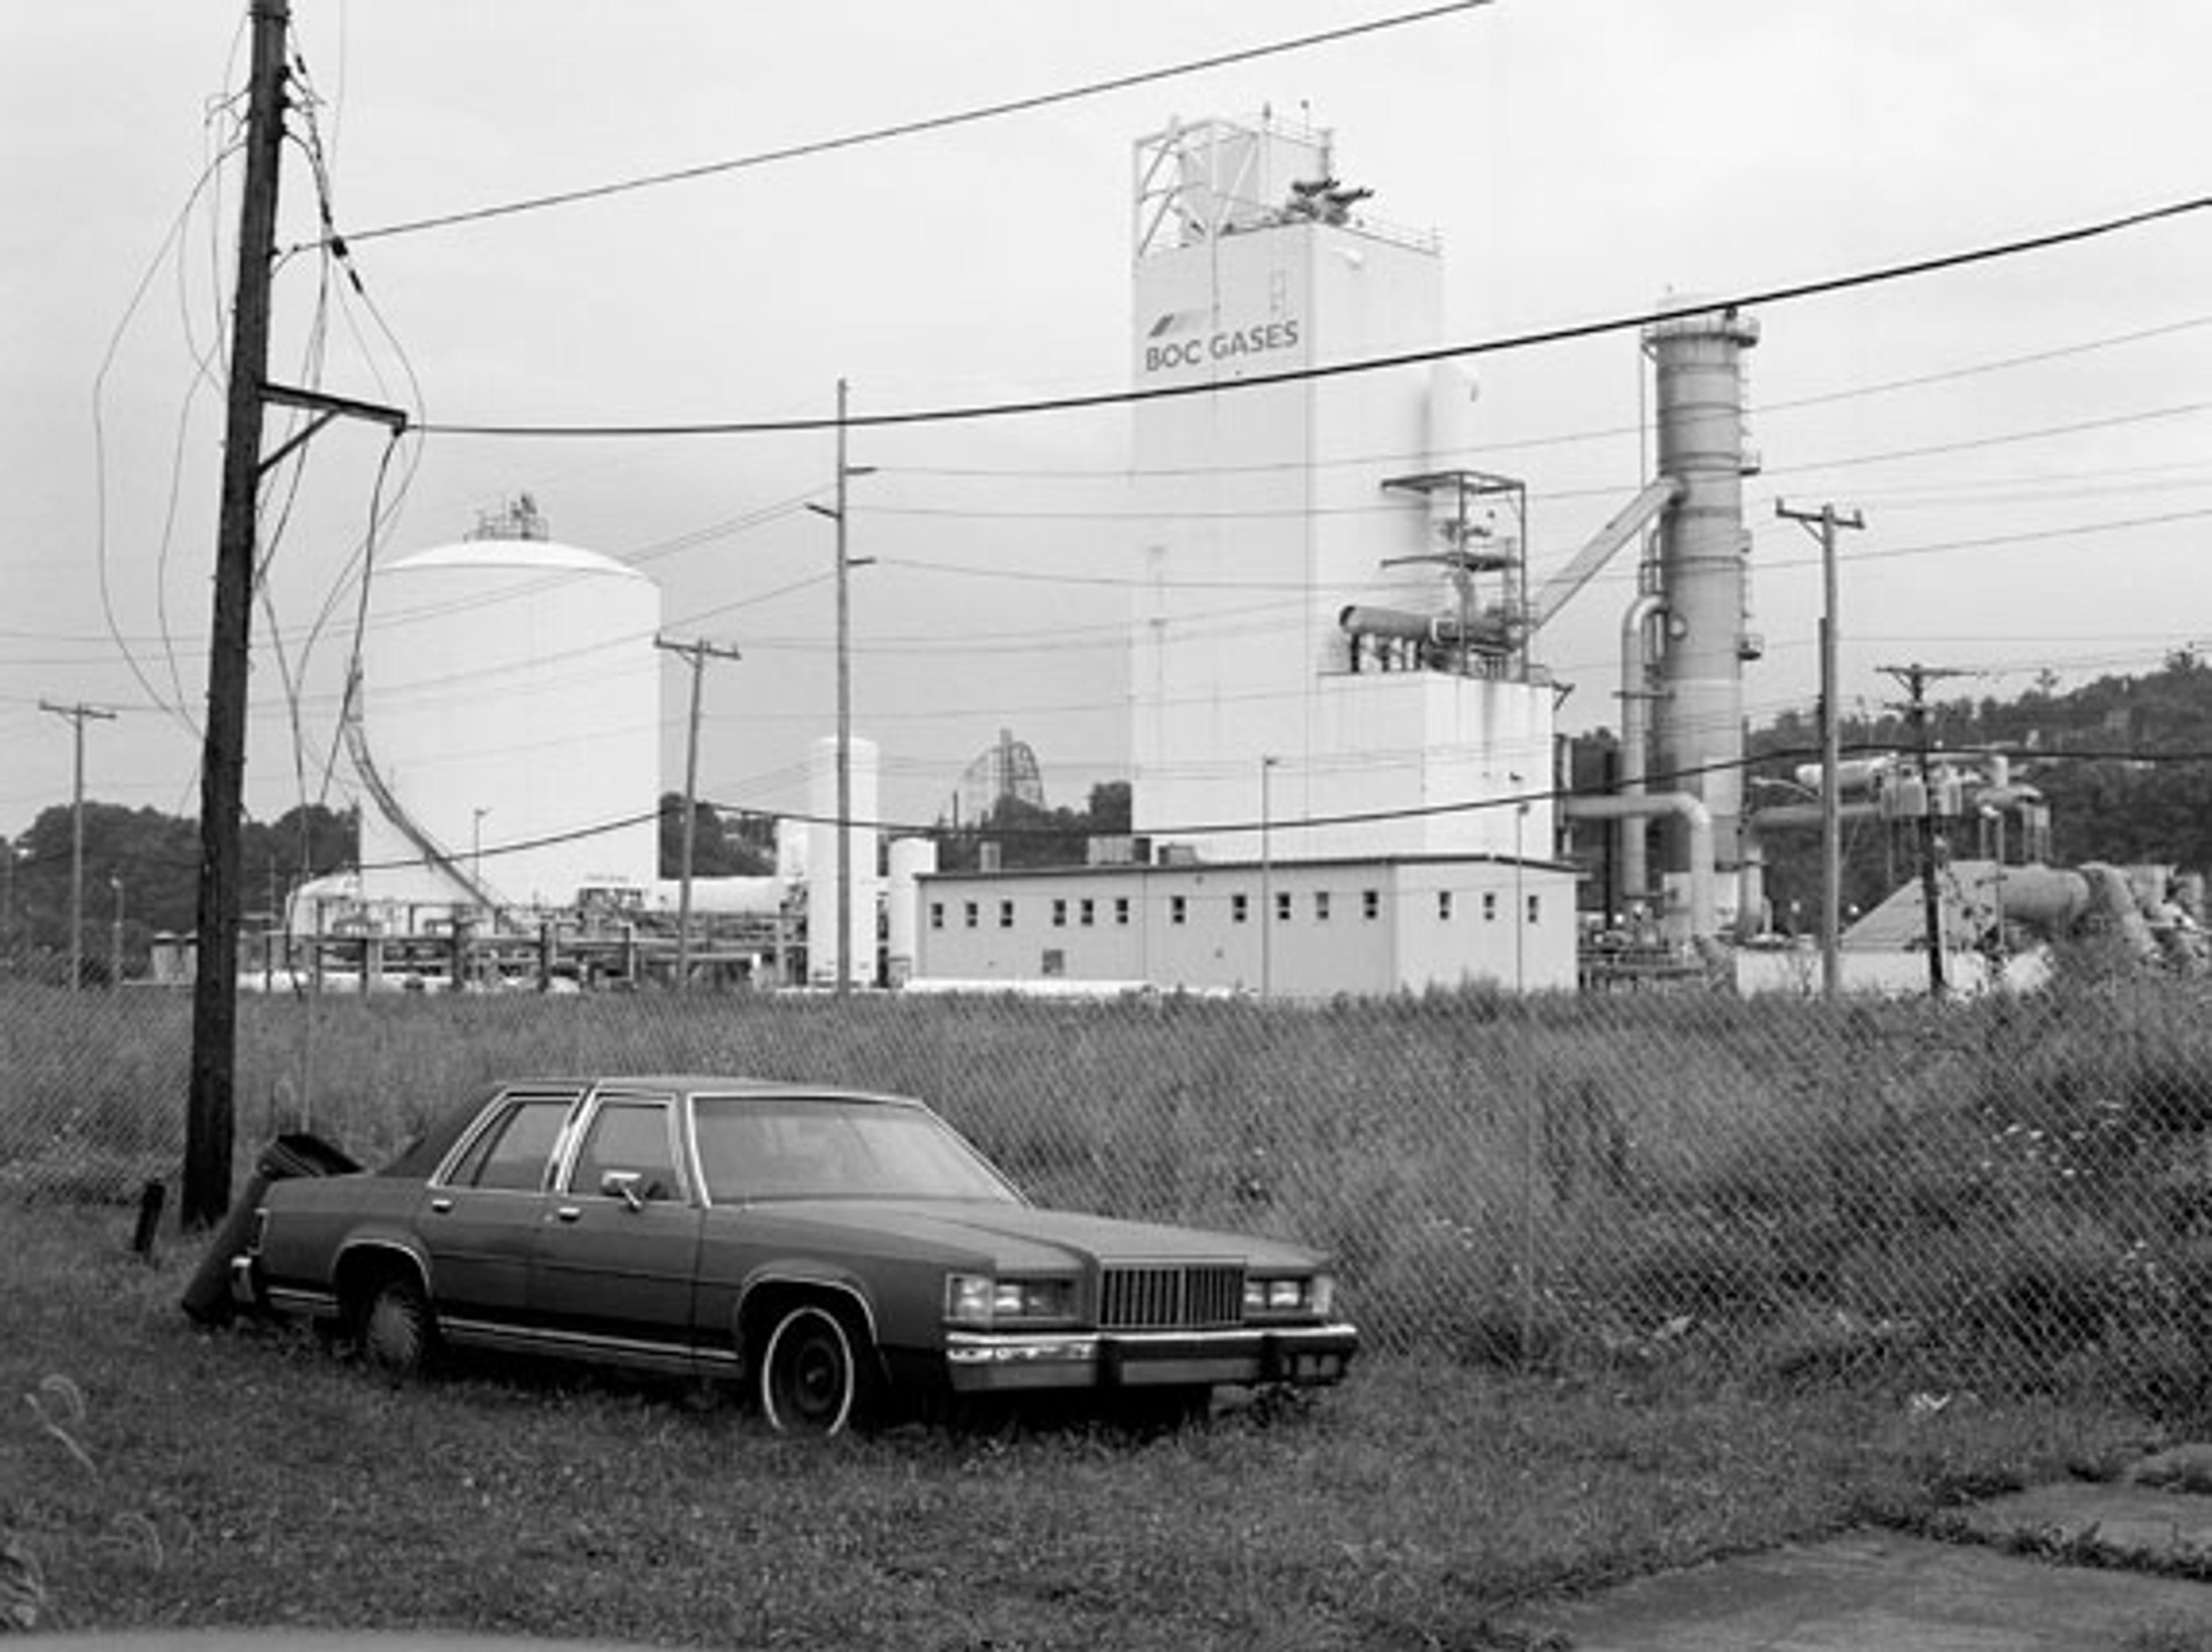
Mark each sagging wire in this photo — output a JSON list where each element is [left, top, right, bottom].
[[315, 429, 406, 812], [91, 125, 246, 747], [276, 42, 432, 827]]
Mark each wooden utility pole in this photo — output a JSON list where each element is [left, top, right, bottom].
[[183, 0, 289, 1230], [183, 1, 404, 1230], [1881, 662, 1968, 1001], [654, 635, 740, 990], [1777, 500, 1863, 1003], [40, 699, 117, 992], [804, 379, 874, 995]]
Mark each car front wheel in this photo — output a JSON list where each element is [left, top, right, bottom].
[[758, 1302, 873, 1436], [359, 1275, 435, 1378]]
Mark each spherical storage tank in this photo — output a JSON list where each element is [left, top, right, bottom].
[[356, 535, 661, 912]]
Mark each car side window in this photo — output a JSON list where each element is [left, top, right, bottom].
[[445, 1098, 570, 1192], [569, 1099, 682, 1202]]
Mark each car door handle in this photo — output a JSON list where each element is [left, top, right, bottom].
[[555, 1206, 583, 1223], [429, 1197, 453, 1214]]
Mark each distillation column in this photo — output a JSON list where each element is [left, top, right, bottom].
[[1641, 302, 1759, 934]]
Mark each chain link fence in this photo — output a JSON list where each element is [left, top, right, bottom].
[[8, 967, 2212, 1410]]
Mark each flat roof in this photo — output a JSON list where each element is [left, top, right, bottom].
[[919, 853, 1581, 883]]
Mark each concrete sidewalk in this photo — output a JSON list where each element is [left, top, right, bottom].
[[1503, 1446, 2212, 1650]]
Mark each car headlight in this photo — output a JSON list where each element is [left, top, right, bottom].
[[1245, 1272, 1335, 1318], [944, 1272, 1077, 1328]]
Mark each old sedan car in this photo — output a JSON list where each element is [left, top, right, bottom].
[[228, 1075, 1357, 1433]]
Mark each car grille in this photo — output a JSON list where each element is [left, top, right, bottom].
[[1099, 1264, 1245, 1330]]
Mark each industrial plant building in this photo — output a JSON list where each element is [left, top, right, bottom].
[[915, 853, 1574, 997], [911, 112, 1748, 997], [304, 111, 2156, 1001], [249, 109, 2211, 1002]]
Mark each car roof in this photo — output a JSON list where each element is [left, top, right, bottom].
[[522, 1075, 923, 1104], [378, 1077, 929, 1179]]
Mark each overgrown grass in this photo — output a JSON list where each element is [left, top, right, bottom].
[[14, 977, 2212, 1409], [0, 1202, 2162, 1648]]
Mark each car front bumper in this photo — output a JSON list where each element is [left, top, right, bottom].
[[944, 1321, 1358, 1393]]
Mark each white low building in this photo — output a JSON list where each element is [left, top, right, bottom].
[[916, 852, 1577, 998]]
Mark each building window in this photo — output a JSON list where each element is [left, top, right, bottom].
[[1169, 895, 1188, 926], [1041, 949, 1065, 977], [963, 901, 979, 929], [1438, 891, 1453, 922], [1313, 891, 1331, 922], [1114, 897, 1131, 926], [1527, 892, 1541, 924], [1231, 893, 1249, 924], [1482, 891, 1498, 922], [998, 900, 1015, 929], [1079, 898, 1096, 927], [1051, 899, 1068, 928], [1362, 889, 1379, 921], [929, 902, 945, 931], [1275, 891, 1292, 923]]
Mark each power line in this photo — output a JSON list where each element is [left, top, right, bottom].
[[329, 2, 1495, 247], [869, 309, 2212, 482], [418, 192, 2212, 438]]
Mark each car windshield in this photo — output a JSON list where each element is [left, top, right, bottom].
[[692, 1096, 1020, 1205]]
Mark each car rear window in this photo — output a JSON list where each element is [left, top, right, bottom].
[[692, 1097, 1017, 1205], [443, 1097, 571, 1192]]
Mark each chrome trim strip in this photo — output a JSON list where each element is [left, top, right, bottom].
[[264, 1284, 339, 1317], [440, 1315, 741, 1371], [945, 1334, 1100, 1366], [945, 1322, 1358, 1365]]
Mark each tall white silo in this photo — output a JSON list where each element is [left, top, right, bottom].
[[806, 734, 881, 987], [885, 835, 939, 986], [355, 531, 661, 915]]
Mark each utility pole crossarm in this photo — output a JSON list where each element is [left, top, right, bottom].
[[257, 382, 410, 475], [1775, 500, 1866, 536]]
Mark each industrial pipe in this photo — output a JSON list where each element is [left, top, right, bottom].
[[1563, 792, 1715, 944], [1616, 592, 1664, 908], [1336, 604, 1514, 653]]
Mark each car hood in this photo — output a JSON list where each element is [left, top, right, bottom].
[[739, 1198, 1328, 1274]]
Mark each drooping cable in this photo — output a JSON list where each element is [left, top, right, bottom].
[[327, 2, 1496, 248], [416, 193, 2212, 439]]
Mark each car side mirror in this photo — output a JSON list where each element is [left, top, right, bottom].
[[600, 1170, 646, 1212]]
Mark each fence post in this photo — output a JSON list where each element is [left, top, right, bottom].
[[1518, 1006, 1538, 1367]]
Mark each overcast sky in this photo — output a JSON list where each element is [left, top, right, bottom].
[[6, 1, 2212, 847]]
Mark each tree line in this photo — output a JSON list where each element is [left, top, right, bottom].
[[10, 655, 2210, 981]]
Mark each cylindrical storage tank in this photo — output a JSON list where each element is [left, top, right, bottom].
[[884, 836, 939, 987], [1642, 299, 1758, 916], [357, 537, 661, 913], [806, 734, 882, 988]]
